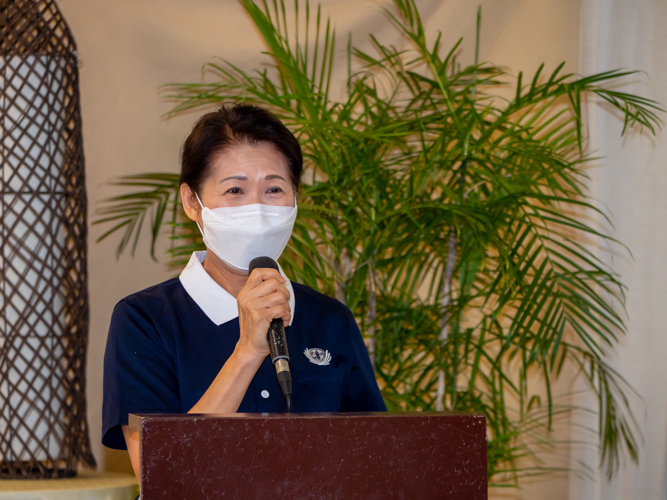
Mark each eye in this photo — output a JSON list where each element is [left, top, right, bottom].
[[267, 187, 284, 194], [226, 187, 243, 195]]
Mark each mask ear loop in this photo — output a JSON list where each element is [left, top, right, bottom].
[[194, 192, 205, 237]]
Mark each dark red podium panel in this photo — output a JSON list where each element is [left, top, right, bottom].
[[129, 412, 487, 500]]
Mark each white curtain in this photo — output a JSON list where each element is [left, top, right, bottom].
[[570, 0, 667, 498]]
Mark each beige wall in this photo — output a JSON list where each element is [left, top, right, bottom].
[[57, 0, 580, 493]]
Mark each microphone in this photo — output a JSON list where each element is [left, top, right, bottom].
[[248, 256, 293, 412]]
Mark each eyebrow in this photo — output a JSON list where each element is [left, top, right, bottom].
[[219, 175, 247, 183], [219, 174, 287, 183], [264, 174, 287, 182]]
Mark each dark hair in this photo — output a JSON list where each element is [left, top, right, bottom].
[[179, 103, 303, 194]]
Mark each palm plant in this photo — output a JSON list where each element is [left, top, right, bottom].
[[94, 0, 663, 487]]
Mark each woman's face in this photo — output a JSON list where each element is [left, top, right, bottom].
[[181, 141, 295, 227], [199, 141, 295, 209]]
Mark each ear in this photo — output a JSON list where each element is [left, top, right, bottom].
[[180, 183, 201, 224]]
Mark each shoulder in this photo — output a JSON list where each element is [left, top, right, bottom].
[[291, 282, 351, 313], [109, 277, 189, 344], [106, 279, 190, 371], [114, 277, 184, 313], [291, 282, 356, 327]]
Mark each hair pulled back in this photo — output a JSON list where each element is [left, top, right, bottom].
[[179, 103, 303, 194]]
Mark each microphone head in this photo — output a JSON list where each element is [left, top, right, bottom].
[[248, 256, 279, 275]]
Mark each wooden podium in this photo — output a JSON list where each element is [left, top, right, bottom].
[[129, 412, 487, 500]]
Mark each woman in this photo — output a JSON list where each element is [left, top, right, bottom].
[[102, 103, 386, 479]]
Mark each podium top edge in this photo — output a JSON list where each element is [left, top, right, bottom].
[[129, 411, 485, 432]]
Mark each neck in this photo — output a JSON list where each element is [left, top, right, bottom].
[[202, 251, 248, 298]]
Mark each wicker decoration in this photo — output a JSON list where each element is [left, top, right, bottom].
[[0, 0, 95, 478]]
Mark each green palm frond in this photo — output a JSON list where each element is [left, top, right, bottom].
[[94, 174, 181, 259]]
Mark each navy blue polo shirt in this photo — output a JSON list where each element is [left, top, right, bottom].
[[102, 252, 386, 450]]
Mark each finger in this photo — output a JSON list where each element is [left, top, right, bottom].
[[246, 303, 289, 327], [247, 268, 287, 287], [265, 304, 290, 324], [238, 277, 285, 307], [252, 294, 291, 323], [246, 278, 291, 302], [247, 290, 289, 311]]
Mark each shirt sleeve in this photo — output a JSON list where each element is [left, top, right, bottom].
[[341, 309, 387, 412], [102, 298, 181, 450]]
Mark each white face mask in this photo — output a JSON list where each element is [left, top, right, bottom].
[[195, 194, 298, 271]]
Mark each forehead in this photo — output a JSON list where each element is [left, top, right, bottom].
[[210, 141, 289, 179]]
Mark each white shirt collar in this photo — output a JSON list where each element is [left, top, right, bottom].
[[179, 251, 296, 327]]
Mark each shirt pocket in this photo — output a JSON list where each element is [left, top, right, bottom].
[[294, 364, 345, 412]]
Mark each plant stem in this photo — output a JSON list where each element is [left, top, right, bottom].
[[366, 259, 377, 366], [333, 248, 350, 304], [436, 228, 457, 411]]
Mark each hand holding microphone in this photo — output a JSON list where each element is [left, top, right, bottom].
[[237, 257, 293, 412]]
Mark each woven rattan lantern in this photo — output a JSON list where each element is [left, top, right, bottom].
[[0, 0, 95, 478]]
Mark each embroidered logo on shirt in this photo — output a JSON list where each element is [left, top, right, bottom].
[[304, 348, 331, 366]]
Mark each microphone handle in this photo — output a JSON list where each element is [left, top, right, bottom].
[[267, 319, 292, 410], [267, 318, 290, 364]]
